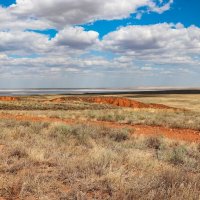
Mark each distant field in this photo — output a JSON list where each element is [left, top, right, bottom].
[[0, 94, 199, 199], [126, 94, 200, 111]]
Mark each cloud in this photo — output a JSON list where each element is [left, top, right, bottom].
[[0, 6, 51, 31], [1, 0, 200, 88], [102, 23, 200, 64], [53, 26, 99, 49], [7, 0, 173, 28], [0, 30, 50, 54], [0, 22, 200, 81], [0, 26, 99, 56], [148, 0, 173, 14]]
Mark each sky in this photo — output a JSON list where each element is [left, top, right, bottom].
[[0, 0, 200, 88]]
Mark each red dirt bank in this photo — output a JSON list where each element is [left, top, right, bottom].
[[50, 96, 176, 110], [0, 96, 178, 110], [0, 96, 18, 101]]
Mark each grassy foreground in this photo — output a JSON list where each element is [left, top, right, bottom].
[[0, 119, 200, 199], [0, 94, 199, 199]]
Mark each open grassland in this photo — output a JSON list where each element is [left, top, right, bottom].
[[1, 98, 200, 131], [0, 94, 200, 199], [2, 108, 200, 130], [0, 119, 200, 199]]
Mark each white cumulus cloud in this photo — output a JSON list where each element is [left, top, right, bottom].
[[7, 0, 173, 28], [102, 23, 200, 64], [53, 26, 99, 49]]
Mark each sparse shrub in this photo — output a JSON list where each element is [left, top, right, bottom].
[[88, 111, 96, 119], [109, 129, 130, 142], [69, 125, 92, 145], [2, 119, 17, 128], [197, 143, 200, 152], [19, 121, 31, 127], [49, 113, 60, 118], [115, 114, 126, 121], [51, 125, 71, 136], [146, 136, 162, 150], [98, 114, 114, 122], [30, 122, 49, 134], [12, 127, 28, 140], [6, 162, 26, 174], [156, 169, 200, 199], [9, 148, 28, 159], [41, 122, 50, 129], [48, 125, 72, 144], [49, 124, 93, 146], [169, 145, 187, 165]]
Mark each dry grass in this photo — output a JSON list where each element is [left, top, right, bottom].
[[126, 94, 200, 112], [0, 94, 200, 199], [0, 94, 200, 131], [0, 119, 199, 199], [0, 99, 117, 111], [2, 108, 200, 130]]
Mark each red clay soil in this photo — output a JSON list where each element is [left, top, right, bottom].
[[0, 96, 19, 101], [50, 96, 176, 110], [0, 113, 199, 143]]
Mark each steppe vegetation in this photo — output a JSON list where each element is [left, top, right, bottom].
[[0, 94, 199, 199]]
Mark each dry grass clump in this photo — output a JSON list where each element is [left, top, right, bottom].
[[0, 119, 199, 199], [168, 145, 187, 165], [145, 136, 163, 150]]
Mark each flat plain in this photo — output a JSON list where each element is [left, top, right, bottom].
[[0, 93, 200, 200]]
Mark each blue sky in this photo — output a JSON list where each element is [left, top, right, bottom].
[[0, 0, 15, 7], [0, 0, 200, 88], [2, 0, 198, 38], [83, 0, 200, 38]]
